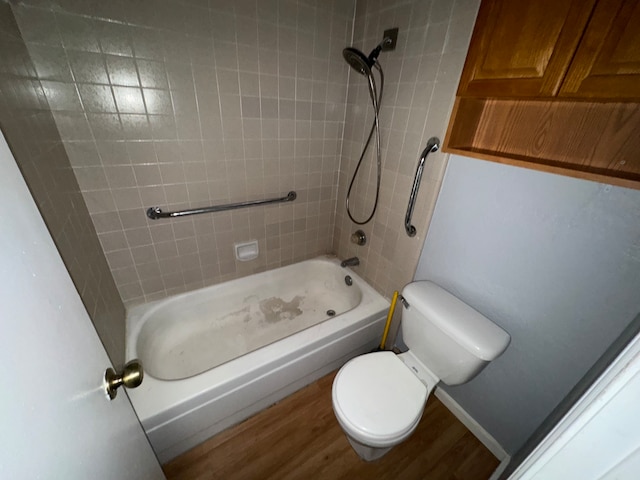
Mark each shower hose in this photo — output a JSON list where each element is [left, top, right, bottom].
[[346, 62, 385, 225]]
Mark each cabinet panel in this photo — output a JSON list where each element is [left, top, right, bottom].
[[446, 0, 640, 189], [458, 0, 596, 98], [444, 98, 640, 190], [560, 0, 640, 100]]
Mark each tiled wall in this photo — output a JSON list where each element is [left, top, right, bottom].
[[0, 3, 126, 364], [334, 0, 479, 331], [13, 0, 354, 306], [8, 0, 478, 326]]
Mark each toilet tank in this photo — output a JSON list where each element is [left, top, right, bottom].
[[401, 281, 510, 386]]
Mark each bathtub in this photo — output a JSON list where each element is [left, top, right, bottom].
[[126, 255, 389, 462]]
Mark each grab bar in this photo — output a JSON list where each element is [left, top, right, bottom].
[[146, 191, 297, 220], [405, 137, 440, 237]]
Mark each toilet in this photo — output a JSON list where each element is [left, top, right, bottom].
[[332, 281, 510, 461]]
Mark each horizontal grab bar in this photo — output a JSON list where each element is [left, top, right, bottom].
[[405, 137, 440, 237], [146, 191, 297, 220]]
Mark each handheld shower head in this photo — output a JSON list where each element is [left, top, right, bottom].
[[342, 37, 393, 76], [343, 31, 396, 225], [342, 47, 372, 76]]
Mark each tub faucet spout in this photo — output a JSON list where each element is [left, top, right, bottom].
[[341, 257, 360, 268]]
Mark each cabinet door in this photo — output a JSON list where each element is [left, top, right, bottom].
[[560, 0, 640, 100], [458, 0, 596, 98]]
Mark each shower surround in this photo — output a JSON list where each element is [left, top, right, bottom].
[[8, 0, 479, 310], [6, 0, 480, 343], [11, 0, 354, 306], [334, 0, 478, 304]]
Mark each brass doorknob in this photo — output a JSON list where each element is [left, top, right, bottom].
[[104, 359, 144, 400]]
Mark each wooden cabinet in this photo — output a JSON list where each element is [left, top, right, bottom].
[[458, 0, 596, 98], [459, 0, 640, 101], [445, 0, 640, 190], [560, 0, 640, 100]]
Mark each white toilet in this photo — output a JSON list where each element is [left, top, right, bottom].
[[332, 281, 510, 461]]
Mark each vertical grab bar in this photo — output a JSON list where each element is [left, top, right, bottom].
[[405, 137, 440, 237]]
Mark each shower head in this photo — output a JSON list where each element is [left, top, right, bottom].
[[343, 37, 393, 76], [342, 47, 372, 76]]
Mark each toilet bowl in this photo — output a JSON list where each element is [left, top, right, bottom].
[[332, 281, 510, 461], [332, 351, 437, 461]]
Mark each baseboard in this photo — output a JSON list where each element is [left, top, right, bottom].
[[434, 388, 510, 471], [488, 456, 511, 480]]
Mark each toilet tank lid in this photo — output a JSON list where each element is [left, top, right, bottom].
[[402, 281, 510, 361]]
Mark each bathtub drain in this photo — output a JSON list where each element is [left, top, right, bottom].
[[326, 309, 336, 316]]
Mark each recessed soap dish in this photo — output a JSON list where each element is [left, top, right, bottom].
[[235, 240, 259, 261]]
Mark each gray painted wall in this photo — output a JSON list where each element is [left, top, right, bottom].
[[414, 154, 640, 454]]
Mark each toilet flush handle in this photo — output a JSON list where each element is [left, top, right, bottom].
[[400, 295, 410, 309]]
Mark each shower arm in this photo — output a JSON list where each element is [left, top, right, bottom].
[[368, 36, 393, 64], [404, 138, 440, 237]]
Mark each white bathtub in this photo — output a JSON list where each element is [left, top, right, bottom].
[[126, 255, 389, 462]]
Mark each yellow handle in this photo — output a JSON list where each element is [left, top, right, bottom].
[[380, 291, 398, 350]]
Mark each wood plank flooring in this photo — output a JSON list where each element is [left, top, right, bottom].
[[164, 371, 500, 480]]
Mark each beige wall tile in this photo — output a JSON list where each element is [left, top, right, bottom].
[[334, 0, 479, 344], [10, 0, 350, 307], [7, 0, 478, 341], [0, 3, 131, 365]]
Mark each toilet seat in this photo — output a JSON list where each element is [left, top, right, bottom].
[[332, 351, 428, 447]]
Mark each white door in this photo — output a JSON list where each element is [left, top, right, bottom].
[[0, 133, 165, 479], [508, 330, 640, 480]]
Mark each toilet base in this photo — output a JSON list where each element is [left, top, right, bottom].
[[346, 435, 393, 462]]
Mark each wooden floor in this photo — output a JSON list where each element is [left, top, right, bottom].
[[164, 372, 500, 480]]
